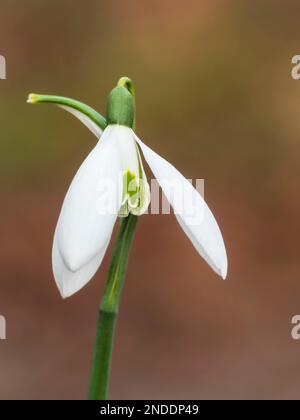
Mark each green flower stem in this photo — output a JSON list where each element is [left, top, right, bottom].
[[27, 94, 107, 131], [88, 214, 138, 400]]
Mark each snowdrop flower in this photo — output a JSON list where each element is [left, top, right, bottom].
[[28, 80, 227, 298]]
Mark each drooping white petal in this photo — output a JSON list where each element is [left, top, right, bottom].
[[52, 229, 110, 298], [59, 105, 103, 138], [134, 135, 228, 279], [53, 126, 123, 297]]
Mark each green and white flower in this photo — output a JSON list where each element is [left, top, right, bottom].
[[28, 80, 227, 298]]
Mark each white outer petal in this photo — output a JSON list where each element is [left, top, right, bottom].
[[134, 135, 228, 279], [59, 105, 103, 138], [52, 230, 110, 298], [53, 126, 123, 297]]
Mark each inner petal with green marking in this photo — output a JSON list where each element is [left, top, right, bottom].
[[119, 164, 150, 218]]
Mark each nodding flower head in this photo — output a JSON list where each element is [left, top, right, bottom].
[[28, 77, 227, 298]]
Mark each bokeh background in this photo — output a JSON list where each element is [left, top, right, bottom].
[[0, 0, 300, 400]]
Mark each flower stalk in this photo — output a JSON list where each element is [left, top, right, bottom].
[[88, 213, 138, 400]]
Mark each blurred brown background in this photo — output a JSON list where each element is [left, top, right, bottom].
[[0, 0, 300, 400]]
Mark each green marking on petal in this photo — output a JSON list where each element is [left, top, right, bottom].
[[119, 169, 150, 217]]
